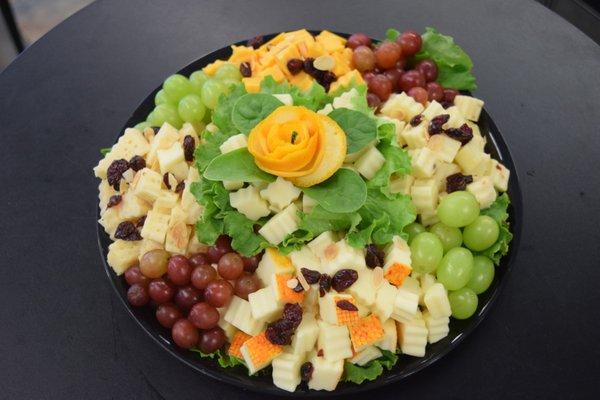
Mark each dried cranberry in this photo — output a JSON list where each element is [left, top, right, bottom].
[[336, 300, 358, 311], [409, 114, 424, 127], [300, 268, 321, 285], [107, 194, 122, 208], [114, 221, 142, 241], [265, 319, 295, 345], [293, 282, 304, 293], [300, 362, 314, 382], [246, 35, 264, 49], [365, 244, 384, 268], [135, 216, 146, 228], [128, 155, 146, 171], [163, 173, 172, 190], [428, 114, 450, 135], [107, 159, 129, 190], [445, 123, 473, 145], [331, 269, 358, 292], [282, 303, 303, 328], [239, 62, 252, 77], [318, 71, 337, 90], [319, 274, 331, 297], [175, 181, 185, 194], [287, 58, 304, 75], [183, 135, 195, 162], [446, 173, 474, 193], [303, 58, 319, 77]]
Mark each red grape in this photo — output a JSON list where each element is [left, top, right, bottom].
[[139, 249, 169, 278], [171, 319, 199, 349], [444, 88, 459, 102], [204, 280, 234, 308], [215, 235, 233, 252], [189, 252, 210, 268], [398, 70, 426, 92], [397, 31, 422, 56], [156, 303, 182, 328], [167, 255, 192, 285], [415, 59, 438, 82], [367, 75, 392, 101], [207, 246, 227, 264], [234, 274, 261, 300], [241, 255, 261, 273], [148, 278, 175, 304], [374, 42, 402, 70], [366, 92, 382, 109], [218, 253, 244, 280], [189, 302, 220, 330], [199, 327, 226, 354], [347, 33, 372, 49], [396, 57, 407, 70], [191, 264, 217, 290], [384, 68, 403, 91], [408, 87, 428, 105], [174, 286, 202, 312], [426, 82, 444, 101], [127, 283, 150, 307], [125, 266, 149, 286], [352, 46, 376, 72]]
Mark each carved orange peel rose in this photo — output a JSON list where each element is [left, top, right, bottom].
[[248, 105, 346, 187]]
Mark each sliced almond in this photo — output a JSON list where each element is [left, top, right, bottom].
[[143, 127, 155, 143], [296, 271, 310, 291], [287, 278, 299, 289], [167, 173, 178, 191], [314, 55, 335, 71], [122, 168, 135, 183], [372, 266, 384, 289]]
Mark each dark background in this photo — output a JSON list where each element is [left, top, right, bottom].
[[1, 0, 599, 399]]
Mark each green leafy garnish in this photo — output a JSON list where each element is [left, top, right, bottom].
[[302, 168, 367, 213], [212, 83, 248, 134], [415, 27, 477, 91], [223, 211, 269, 256], [343, 349, 398, 384], [100, 147, 112, 156], [194, 129, 231, 173], [328, 83, 371, 115], [478, 193, 513, 265], [231, 93, 283, 134], [328, 108, 377, 154], [203, 148, 275, 183], [385, 28, 400, 41], [260, 76, 329, 111], [190, 348, 246, 369]]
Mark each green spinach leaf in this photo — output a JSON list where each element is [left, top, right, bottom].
[[302, 168, 367, 213], [343, 349, 398, 384], [212, 83, 247, 134], [203, 147, 275, 183], [231, 93, 283, 134], [328, 108, 377, 154]]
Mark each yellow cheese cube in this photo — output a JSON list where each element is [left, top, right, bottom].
[[131, 168, 163, 203], [317, 321, 353, 362], [255, 248, 295, 286], [140, 210, 170, 243], [119, 191, 150, 220], [164, 221, 190, 254], [107, 240, 142, 275], [329, 70, 364, 93], [315, 30, 346, 53], [307, 354, 344, 391]]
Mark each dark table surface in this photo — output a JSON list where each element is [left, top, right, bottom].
[[1, 0, 600, 398]]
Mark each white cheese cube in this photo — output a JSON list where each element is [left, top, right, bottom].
[[347, 269, 375, 306], [332, 88, 359, 110], [178, 122, 200, 144], [488, 160, 510, 192], [400, 275, 421, 296], [119, 192, 150, 220], [419, 273, 437, 305], [424, 283, 452, 318], [94, 128, 150, 179], [248, 286, 282, 322], [223, 180, 244, 190], [391, 288, 419, 323], [344, 141, 375, 163], [302, 194, 318, 214], [373, 280, 398, 321], [140, 210, 170, 243], [131, 168, 163, 203], [307, 355, 344, 391], [153, 190, 179, 214], [383, 235, 411, 271], [229, 185, 270, 221], [443, 106, 467, 129], [350, 346, 382, 366], [146, 122, 180, 166], [432, 162, 461, 193], [317, 321, 353, 362], [289, 246, 322, 273], [255, 248, 295, 286], [397, 312, 428, 357], [421, 100, 446, 120], [224, 296, 265, 336], [107, 240, 142, 275], [260, 177, 301, 211], [467, 176, 497, 209], [378, 319, 398, 353], [307, 231, 337, 258], [354, 146, 385, 180], [320, 239, 366, 276], [164, 221, 191, 254], [186, 229, 208, 255], [98, 179, 118, 213], [454, 95, 484, 121], [302, 284, 320, 314], [411, 179, 439, 212], [317, 103, 333, 116], [377, 115, 406, 146], [219, 133, 248, 154], [272, 352, 303, 392], [419, 208, 440, 227], [291, 312, 319, 354], [98, 206, 121, 238], [423, 310, 450, 344], [380, 92, 424, 122], [411, 147, 437, 178], [389, 173, 414, 195], [217, 309, 237, 341], [401, 122, 429, 149], [258, 203, 300, 245], [157, 141, 185, 177], [455, 136, 487, 174], [427, 134, 461, 163], [273, 93, 294, 106]]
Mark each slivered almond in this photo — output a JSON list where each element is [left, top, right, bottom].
[[314, 55, 335, 71], [296, 271, 310, 291], [143, 127, 155, 142], [122, 168, 135, 183], [372, 267, 384, 289]]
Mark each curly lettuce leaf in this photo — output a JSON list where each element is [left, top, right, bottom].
[[194, 129, 231, 173], [478, 193, 512, 265], [212, 83, 247, 134], [415, 27, 476, 91], [259, 76, 329, 111], [223, 211, 269, 256], [343, 349, 398, 385], [190, 348, 246, 369]]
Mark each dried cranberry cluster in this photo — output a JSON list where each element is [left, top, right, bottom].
[[365, 244, 385, 268], [265, 303, 303, 345], [107, 155, 146, 190], [446, 173, 474, 193], [114, 221, 142, 241]]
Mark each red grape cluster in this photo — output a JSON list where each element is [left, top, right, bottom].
[[124, 235, 263, 352], [347, 31, 458, 108]]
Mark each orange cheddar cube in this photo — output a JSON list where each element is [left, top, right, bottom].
[[258, 65, 286, 83], [335, 296, 360, 326], [384, 262, 412, 286], [332, 48, 353, 77], [228, 331, 251, 360], [329, 69, 365, 93], [240, 331, 283, 374], [316, 30, 346, 53], [349, 314, 385, 352], [229, 45, 255, 64], [273, 273, 305, 303], [289, 72, 314, 91], [242, 77, 262, 93]]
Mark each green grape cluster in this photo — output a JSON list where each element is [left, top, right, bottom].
[[134, 63, 242, 131], [404, 190, 503, 320]]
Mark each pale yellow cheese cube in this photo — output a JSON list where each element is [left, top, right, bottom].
[[291, 312, 319, 354], [258, 203, 300, 245], [248, 286, 282, 321], [354, 146, 385, 180], [119, 191, 150, 220], [401, 122, 429, 149], [389, 173, 414, 195], [107, 240, 142, 275], [219, 133, 248, 154], [410, 147, 437, 178], [272, 352, 303, 392], [94, 128, 150, 179], [157, 142, 185, 177], [131, 168, 163, 203], [454, 95, 484, 121], [255, 248, 295, 286], [146, 122, 179, 166], [164, 221, 190, 254], [230, 185, 270, 221], [467, 176, 497, 209], [427, 134, 461, 163], [317, 321, 353, 362], [307, 354, 344, 391], [140, 210, 170, 243], [411, 179, 439, 212], [421, 100, 446, 120]]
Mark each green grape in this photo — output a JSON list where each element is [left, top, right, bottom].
[[448, 287, 478, 319], [154, 89, 176, 106], [463, 215, 500, 251], [215, 63, 242, 81], [134, 121, 151, 131], [220, 78, 240, 91], [429, 222, 462, 253], [189, 70, 209, 95], [201, 79, 227, 110], [148, 103, 183, 129], [467, 256, 495, 294], [410, 232, 444, 274], [437, 191, 480, 228], [163, 74, 192, 101], [436, 247, 474, 290], [178, 94, 206, 123], [404, 222, 426, 244]]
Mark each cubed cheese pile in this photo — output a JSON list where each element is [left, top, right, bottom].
[[96, 122, 206, 275]]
